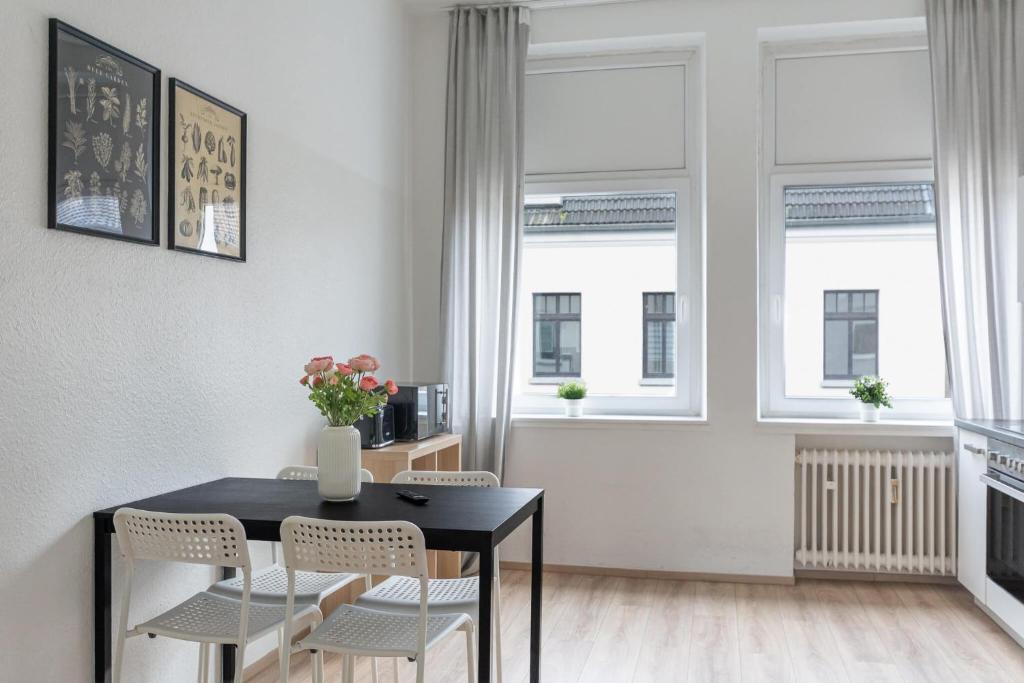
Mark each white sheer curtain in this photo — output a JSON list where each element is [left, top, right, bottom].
[[926, 0, 1024, 420], [441, 6, 530, 478]]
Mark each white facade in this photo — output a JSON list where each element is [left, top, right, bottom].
[[785, 224, 947, 399], [782, 224, 942, 401], [514, 231, 676, 398]]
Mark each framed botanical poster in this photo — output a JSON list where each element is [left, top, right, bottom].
[[48, 19, 160, 244], [168, 79, 247, 261]]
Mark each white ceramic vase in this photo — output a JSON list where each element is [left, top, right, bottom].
[[564, 398, 584, 417], [859, 403, 880, 422], [317, 425, 362, 501]]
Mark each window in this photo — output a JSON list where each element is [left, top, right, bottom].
[[513, 42, 704, 416], [533, 293, 581, 377], [759, 32, 950, 421], [513, 177, 702, 416], [761, 174, 950, 420], [643, 292, 675, 378], [823, 290, 878, 381]]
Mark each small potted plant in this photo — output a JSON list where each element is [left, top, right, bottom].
[[850, 375, 893, 422], [557, 380, 587, 417]]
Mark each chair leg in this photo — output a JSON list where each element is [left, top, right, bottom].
[[233, 641, 246, 683], [197, 642, 210, 683], [344, 654, 356, 683], [111, 629, 127, 683], [416, 657, 425, 683], [493, 576, 503, 683], [311, 650, 324, 683], [465, 625, 477, 683], [370, 656, 379, 683], [392, 657, 400, 683]]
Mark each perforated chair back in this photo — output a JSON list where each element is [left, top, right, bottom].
[[391, 470, 499, 488], [280, 517, 427, 579], [277, 465, 319, 480], [113, 508, 251, 570], [277, 465, 375, 483]]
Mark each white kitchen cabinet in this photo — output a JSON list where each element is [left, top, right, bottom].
[[957, 427, 989, 601]]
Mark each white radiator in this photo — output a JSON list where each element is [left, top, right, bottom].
[[795, 448, 956, 575]]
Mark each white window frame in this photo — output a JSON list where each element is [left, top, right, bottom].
[[515, 39, 705, 417], [758, 31, 951, 421]]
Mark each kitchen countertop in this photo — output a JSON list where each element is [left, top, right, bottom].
[[955, 418, 1024, 448]]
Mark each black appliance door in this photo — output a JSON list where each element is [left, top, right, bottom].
[[985, 473, 1024, 601]]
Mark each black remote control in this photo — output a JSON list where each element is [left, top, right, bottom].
[[396, 489, 430, 505]]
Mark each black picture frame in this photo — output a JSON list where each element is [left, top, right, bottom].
[[167, 78, 247, 262], [48, 19, 161, 245]]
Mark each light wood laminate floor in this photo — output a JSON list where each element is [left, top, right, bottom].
[[247, 570, 1024, 683]]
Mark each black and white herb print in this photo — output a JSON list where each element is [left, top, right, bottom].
[[168, 79, 246, 261], [48, 20, 160, 244]]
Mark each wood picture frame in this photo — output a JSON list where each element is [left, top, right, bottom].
[[167, 78, 247, 262], [48, 19, 161, 245]]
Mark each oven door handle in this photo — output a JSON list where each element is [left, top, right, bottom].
[[980, 473, 1024, 504]]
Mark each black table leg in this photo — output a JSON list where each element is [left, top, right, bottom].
[[95, 522, 111, 683], [530, 496, 543, 683], [221, 567, 236, 682], [478, 546, 494, 682]]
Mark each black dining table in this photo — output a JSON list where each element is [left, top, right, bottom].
[[93, 477, 543, 683]]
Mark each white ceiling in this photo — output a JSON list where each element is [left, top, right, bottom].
[[400, 0, 644, 14]]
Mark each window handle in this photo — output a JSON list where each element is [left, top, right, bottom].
[[773, 295, 783, 324], [679, 295, 689, 324]]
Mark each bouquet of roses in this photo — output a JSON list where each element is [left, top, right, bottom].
[[300, 354, 398, 427]]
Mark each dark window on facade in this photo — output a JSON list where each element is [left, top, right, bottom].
[[533, 293, 581, 377], [824, 290, 878, 380], [643, 292, 675, 378]]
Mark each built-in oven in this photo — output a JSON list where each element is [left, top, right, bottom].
[[981, 437, 1024, 602]]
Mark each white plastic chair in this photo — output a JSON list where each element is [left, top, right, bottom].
[[355, 470, 504, 682], [111, 508, 320, 683], [280, 517, 476, 683], [207, 466, 378, 679], [209, 466, 375, 601]]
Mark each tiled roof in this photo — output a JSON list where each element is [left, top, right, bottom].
[[524, 192, 676, 233], [785, 182, 935, 227]]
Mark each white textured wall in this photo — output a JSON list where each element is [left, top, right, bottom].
[[410, 0, 934, 578], [0, 1, 412, 680]]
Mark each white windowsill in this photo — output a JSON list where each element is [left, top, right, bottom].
[[638, 377, 675, 386], [756, 417, 954, 437], [529, 377, 570, 385], [512, 413, 708, 430]]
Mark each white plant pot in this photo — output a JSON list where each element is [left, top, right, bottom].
[[317, 425, 362, 501], [859, 403, 881, 422], [564, 398, 584, 417]]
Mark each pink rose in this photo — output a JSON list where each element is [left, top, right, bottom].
[[299, 375, 309, 386], [311, 375, 324, 387], [359, 375, 379, 391], [303, 362, 317, 375], [349, 354, 380, 372], [313, 356, 335, 373], [336, 363, 354, 376], [328, 374, 340, 386], [385, 379, 398, 396]]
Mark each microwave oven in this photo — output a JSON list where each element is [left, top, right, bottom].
[[390, 383, 449, 441]]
